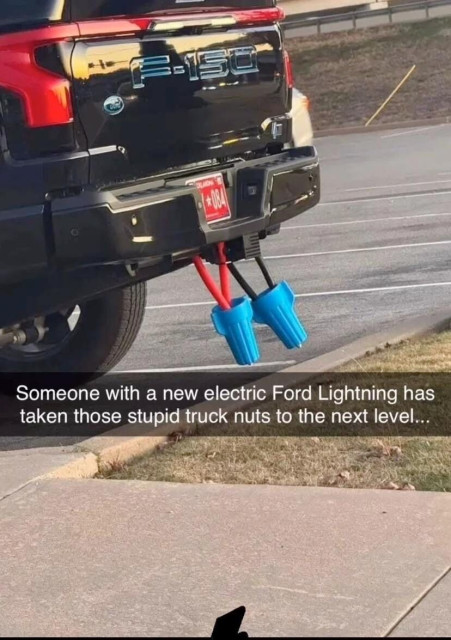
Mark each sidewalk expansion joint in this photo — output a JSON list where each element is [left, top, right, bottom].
[[384, 566, 451, 637]]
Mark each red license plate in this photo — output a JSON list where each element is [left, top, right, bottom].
[[187, 173, 231, 224]]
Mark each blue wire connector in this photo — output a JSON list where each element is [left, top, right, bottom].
[[252, 281, 308, 349], [211, 297, 260, 365]]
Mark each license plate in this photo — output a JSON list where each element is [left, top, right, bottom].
[[187, 173, 231, 224]]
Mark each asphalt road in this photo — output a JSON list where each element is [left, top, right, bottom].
[[116, 123, 451, 374]]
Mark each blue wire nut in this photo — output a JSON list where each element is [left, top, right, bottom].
[[211, 297, 260, 366], [252, 281, 308, 349]]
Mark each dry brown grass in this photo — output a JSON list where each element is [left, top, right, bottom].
[[339, 331, 451, 372], [104, 435, 451, 491], [103, 332, 451, 491], [286, 18, 451, 129]]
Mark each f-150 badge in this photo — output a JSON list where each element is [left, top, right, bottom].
[[131, 46, 259, 89]]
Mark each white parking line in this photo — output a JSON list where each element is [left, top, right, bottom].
[[320, 190, 451, 206], [183, 235, 446, 269], [298, 281, 451, 299], [281, 211, 451, 230], [145, 281, 451, 311], [345, 179, 451, 193], [263, 239, 451, 261], [116, 360, 296, 373], [381, 126, 440, 139], [146, 300, 212, 310]]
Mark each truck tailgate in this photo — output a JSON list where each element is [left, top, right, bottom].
[[70, 9, 290, 180]]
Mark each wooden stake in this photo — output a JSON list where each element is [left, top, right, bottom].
[[365, 64, 417, 127]]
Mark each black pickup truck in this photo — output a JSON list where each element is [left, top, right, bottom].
[[0, 0, 319, 379]]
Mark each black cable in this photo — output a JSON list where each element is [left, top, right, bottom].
[[227, 263, 257, 300], [255, 256, 275, 289]]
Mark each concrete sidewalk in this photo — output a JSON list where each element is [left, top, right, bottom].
[[0, 446, 78, 499], [0, 479, 449, 637]]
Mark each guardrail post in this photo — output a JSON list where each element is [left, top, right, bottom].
[[352, 11, 357, 29], [388, 6, 393, 23], [316, 18, 321, 35], [425, 0, 430, 19]]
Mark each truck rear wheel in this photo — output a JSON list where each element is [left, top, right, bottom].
[[0, 283, 146, 382]]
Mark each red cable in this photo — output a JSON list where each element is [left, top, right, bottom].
[[193, 256, 231, 310], [217, 242, 232, 306]]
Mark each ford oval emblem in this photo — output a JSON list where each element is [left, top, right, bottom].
[[103, 95, 125, 116]]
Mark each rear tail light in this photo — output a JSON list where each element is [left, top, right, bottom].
[[283, 50, 294, 90], [232, 7, 285, 25], [0, 25, 77, 129]]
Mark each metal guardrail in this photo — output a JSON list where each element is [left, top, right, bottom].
[[283, 0, 451, 33]]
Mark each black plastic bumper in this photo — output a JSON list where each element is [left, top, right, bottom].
[[0, 146, 319, 285], [51, 146, 320, 267]]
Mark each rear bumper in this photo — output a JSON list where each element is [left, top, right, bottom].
[[51, 146, 320, 267], [0, 146, 320, 285]]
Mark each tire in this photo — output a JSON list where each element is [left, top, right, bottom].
[[0, 283, 147, 383]]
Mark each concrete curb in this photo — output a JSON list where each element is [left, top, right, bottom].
[[315, 117, 451, 138], [41, 452, 99, 480], [49, 310, 451, 479]]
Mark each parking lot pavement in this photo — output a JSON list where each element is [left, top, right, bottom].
[[0, 479, 449, 637], [117, 124, 451, 373]]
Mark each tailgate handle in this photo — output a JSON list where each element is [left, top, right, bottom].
[[151, 16, 236, 32]]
